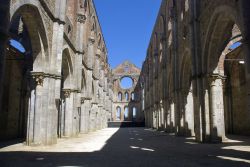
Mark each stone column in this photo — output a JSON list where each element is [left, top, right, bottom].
[[62, 89, 74, 137], [165, 99, 171, 132], [84, 98, 92, 133], [72, 91, 80, 136], [80, 98, 86, 133], [183, 88, 195, 136], [90, 102, 98, 131], [26, 72, 44, 145], [170, 99, 175, 133], [209, 74, 226, 142]]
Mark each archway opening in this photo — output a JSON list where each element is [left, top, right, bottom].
[[205, 13, 249, 141], [118, 92, 122, 101], [120, 77, 133, 89], [116, 107, 121, 120], [132, 107, 137, 121], [125, 92, 129, 101], [0, 5, 48, 141], [124, 107, 129, 120]]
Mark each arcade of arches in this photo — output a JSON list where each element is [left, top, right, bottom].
[[0, 0, 250, 148], [140, 0, 250, 143]]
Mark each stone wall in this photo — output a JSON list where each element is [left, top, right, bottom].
[[0, 0, 113, 146]]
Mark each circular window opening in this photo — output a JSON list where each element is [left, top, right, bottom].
[[120, 77, 133, 89]]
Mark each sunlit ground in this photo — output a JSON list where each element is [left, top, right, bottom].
[[0, 128, 119, 153], [0, 128, 250, 167]]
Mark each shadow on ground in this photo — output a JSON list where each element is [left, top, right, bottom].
[[0, 128, 250, 167]]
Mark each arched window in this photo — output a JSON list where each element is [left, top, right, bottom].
[[124, 107, 129, 119], [116, 107, 121, 120], [131, 92, 135, 101], [132, 107, 137, 119], [125, 92, 129, 101], [120, 77, 133, 89], [118, 92, 122, 101]]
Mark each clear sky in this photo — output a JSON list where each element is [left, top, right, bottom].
[[94, 0, 162, 69]]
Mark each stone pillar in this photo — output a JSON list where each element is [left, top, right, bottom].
[[84, 99, 91, 133], [170, 100, 175, 133], [62, 89, 74, 137], [90, 103, 98, 131], [183, 88, 195, 136], [209, 74, 226, 142], [165, 99, 171, 132], [80, 98, 86, 133], [72, 92, 80, 136], [159, 102, 164, 130], [26, 73, 44, 145]]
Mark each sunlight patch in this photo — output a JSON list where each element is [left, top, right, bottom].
[[0, 128, 120, 153], [141, 147, 155, 152], [130, 146, 139, 149], [222, 146, 250, 153], [130, 146, 155, 152], [217, 156, 250, 164]]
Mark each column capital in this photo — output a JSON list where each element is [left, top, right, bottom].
[[208, 73, 227, 86], [81, 97, 85, 104], [31, 72, 44, 87], [62, 89, 72, 98]]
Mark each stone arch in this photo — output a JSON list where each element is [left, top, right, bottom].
[[1, 3, 50, 141], [97, 33, 102, 48], [180, 48, 192, 90], [120, 76, 134, 89], [61, 47, 74, 89], [131, 92, 135, 101], [91, 16, 97, 37], [10, 3, 49, 72], [124, 106, 129, 120], [158, 15, 165, 64], [153, 32, 158, 51], [132, 107, 137, 119], [202, 6, 244, 74], [125, 92, 129, 101], [118, 92, 122, 101], [202, 5, 249, 140]]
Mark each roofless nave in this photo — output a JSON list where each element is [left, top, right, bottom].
[[0, 0, 250, 149]]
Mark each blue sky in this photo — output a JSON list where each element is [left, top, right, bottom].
[[94, 0, 162, 69]]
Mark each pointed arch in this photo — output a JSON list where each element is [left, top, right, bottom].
[[10, 3, 49, 71]]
